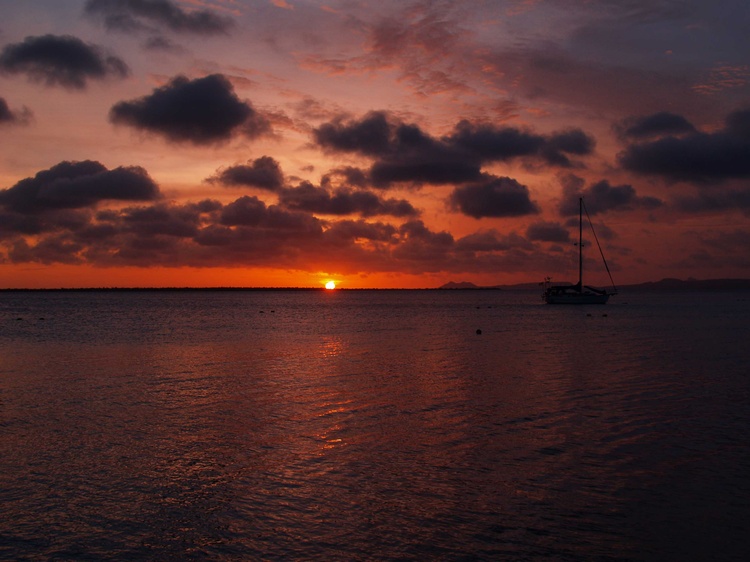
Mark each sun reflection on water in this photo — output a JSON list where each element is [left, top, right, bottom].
[[319, 337, 344, 358]]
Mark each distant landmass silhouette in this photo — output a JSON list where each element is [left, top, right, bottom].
[[439, 278, 750, 291], [621, 278, 750, 291], [440, 281, 486, 289]]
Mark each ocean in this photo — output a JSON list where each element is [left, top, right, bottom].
[[1, 289, 748, 561]]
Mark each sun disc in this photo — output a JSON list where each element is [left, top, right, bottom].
[[325, 281, 336, 290]]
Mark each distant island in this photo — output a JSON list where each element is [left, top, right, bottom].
[[439, 278, 750, 291], [439, 281, 499, 289]]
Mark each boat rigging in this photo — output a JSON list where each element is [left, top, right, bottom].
[[543, 197, 617, 304]]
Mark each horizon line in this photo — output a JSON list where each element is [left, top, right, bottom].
[[2, 277, 750, 292]]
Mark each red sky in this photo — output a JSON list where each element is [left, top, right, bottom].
[[1, 0, 749, 288]]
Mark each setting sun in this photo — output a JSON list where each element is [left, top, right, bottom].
[[325, 281, 336, 290]]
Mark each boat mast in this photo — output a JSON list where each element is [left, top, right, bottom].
[[578, 197, 583, 292]]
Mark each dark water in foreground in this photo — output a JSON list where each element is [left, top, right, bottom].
[[1, 289, 749, 561]]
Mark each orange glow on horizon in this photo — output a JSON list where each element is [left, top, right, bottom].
[[0, 264, 463, 289]]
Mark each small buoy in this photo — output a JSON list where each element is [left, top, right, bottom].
[[476, 329, 482, 335], [586, 313, 592, 317], [602, 313, 608, 317], [259, 310, 264, 313], [16, 317, 23, 321]]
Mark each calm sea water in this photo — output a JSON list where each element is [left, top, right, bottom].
[[1, 289, 748, 561]]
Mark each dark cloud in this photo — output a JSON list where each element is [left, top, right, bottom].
[[313, 111, 392, 156], [208, 156, 284, 190], [321, 167, 370, 189], [559, 175, 663, 216], [252, 204, 323, 233], [220, 195, 321, 233], [0, 212, 44, 237], [543, 129, 596, 166], [109, 74, 271, 145], [0, 97, 32, 125], [0, 34, 129, 89], [0, 163, 579, 276], [119, 203, 203, 237], [220, 195, 267, 226], [0, 185, 563, 276], [0, 160, 160, 214], [324, 219, 397, 242], [526, 221, 571, 243], [369, 139, 481, 189], [314, 113, 482, 187], [71, 196, 324, 266], [9, 235, 85, 265], [312, 111, 596, 188], [0, 98, 14, 123], [449, 176, 540, 219], [617, 111, 697, 139], [0, 207, 95, 239], [618, 109, 750, 183], [392, 220, 454, 265], [448, 121, 595, 167], [370, 157, 481, 189], [84, 0, 234, 35], [279, 182, 419, 218], [447, 121, 542, 160]]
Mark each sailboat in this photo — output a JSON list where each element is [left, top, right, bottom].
[[543, 197, 617, 304]]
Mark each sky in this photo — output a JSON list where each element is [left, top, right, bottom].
[[1, 0, 749, 289]]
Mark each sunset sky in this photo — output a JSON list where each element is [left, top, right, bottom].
[[1, 0, 749, 288]]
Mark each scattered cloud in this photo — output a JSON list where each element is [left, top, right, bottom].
[[301, 3, 472, 98], [392, 220, 455, 266], [449, 175, 540, 219], [0, 161, 556, 275], [109, 74, 271, 145], [526, 221, 571, 243], [207, 156, 284, 190], [4, 2, 750, 283], [448, 121, 595, 167], [0, 160, 160, 215], [313, 111, 393, 157], [324, 219, 396, 242], [313, 111, 595, 189], [618, 108, 750, 183], [322, 167, 370, 189], [279, 182, 419, 218], [0, 97, 32, 125], [559, 174, 663, 215], [616, 111, 697, 140], [84, 0, 234, 35], [0, 34, 129, 89], [693, 63, 750, 95]]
